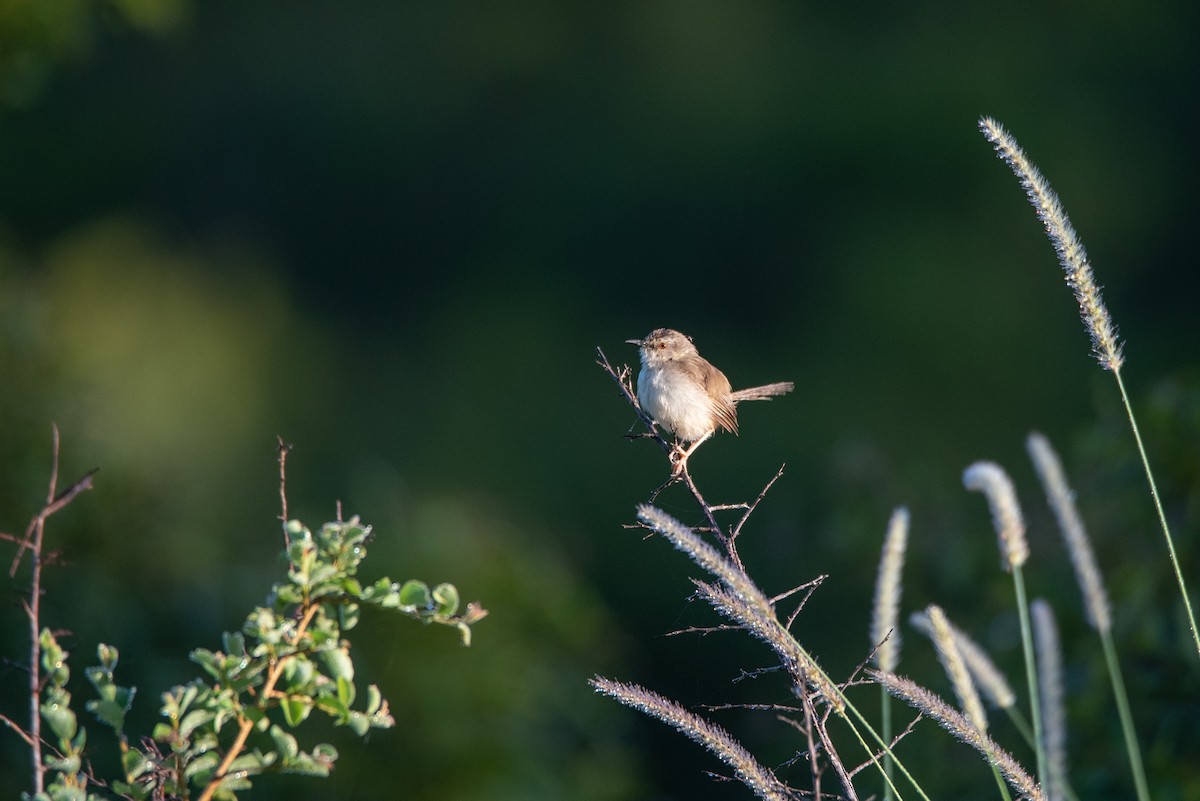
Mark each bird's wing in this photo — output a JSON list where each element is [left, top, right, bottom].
[[701, 366, 738, 435]]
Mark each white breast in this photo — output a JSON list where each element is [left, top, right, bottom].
[[637, 366, 715, 443]]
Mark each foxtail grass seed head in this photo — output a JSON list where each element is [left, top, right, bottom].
[[636, 504, 774, 619], [590, 677, 794, 801], [911, 611, 1017, 709], [964, 461, 1029, 571], [636, 505, 843, 712], [1032, 600, 1068, 801], [1026, 432, 1112, 633], [979, 117, 1123, 372], [927, 605, 989, 733], [874, 670, 1044, 801], [872, 507, 910, 671]]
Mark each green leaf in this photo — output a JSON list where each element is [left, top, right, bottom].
[[398, 580, 430, 607], [189, 648, 221, 681], [279, 751, 331, 777], [365, 684, 382, 716], [179, 708, 215, 739], [336, 676, 355, 707], [86, 697, 132, 732], [121, 747, 152, 780], [223, 631, 246, 657], [43, 784, 86, 801], [239, 706, 267, 732], [338, 602, 360, 630], [274, 584, 303, 605], [40, 694, 77, 743], [432, 583, 460, 616], [308, 563, 337, 586], [281, 655, 316, 692], [321, 646, 354, 682], [316, 693, 350, 721], [345, 711, 370, 737], [44, 752, 81, 774], [280, 696, 313, 727], [111, 779, 150, 801], [40, 630, 70, 687], [84, 666, 114, 702], [307, 613, 341, 647], [161, 681, 201, 722], [269, 724, 299, 761], [184, 750, 219, 781], [96, 643, 119, 671], [227, 751, 267, 776]]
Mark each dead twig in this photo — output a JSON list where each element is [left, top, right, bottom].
[[9, 426, 96, 795], [277, 436, 293, 546]]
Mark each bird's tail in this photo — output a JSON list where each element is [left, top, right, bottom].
[[730, 381, 794, 402]]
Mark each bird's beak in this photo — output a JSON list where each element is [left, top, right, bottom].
[[625, 338, 643, 346]]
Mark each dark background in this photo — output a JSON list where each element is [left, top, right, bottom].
[[2, 2, 1198, 799]]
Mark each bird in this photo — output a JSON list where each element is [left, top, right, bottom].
[[626, 328, 794, 473]]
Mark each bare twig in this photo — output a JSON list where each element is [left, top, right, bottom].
[[9, 467, 97, 577], [14, 425, 91, 795], [597, 347, 672, 456], [732, 464, 787, 541], [667, 623, 742, 637], [811, 689, 857, 801], [732, 665, 787, 683], [0, 711, 36, 748], [848, 712, 924, 778], [679, 468, 745, 569], [277, 436, 293, 546], [775, 575, 827, 631], [704, 702, 804, 714]]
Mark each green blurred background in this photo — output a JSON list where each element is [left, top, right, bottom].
[[2, 1, 1198, 798]]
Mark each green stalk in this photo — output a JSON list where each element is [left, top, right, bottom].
[[881, 685, 895, 801], [1012, 565, 1046, 785], [1113, 368, 1200, 659], [1099, 623, 1151, 801]]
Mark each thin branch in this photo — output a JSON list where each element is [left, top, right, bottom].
[[597, 347, 672, 457], [814, 711, 856, 801], [25, 425, 61, 796], [9, 467, 97, 577], [679, 468, 744, 570], [848, 712, 925, 778], [776, 575, 827, 631], [667, 624, 742, 637], [732, 464, 787, 540], [0, 712, 37, 747], [704, 702, 804, 714], [277, 436, 293, 546], [771, 575, 827, 606], [732, 665, 787, 683]]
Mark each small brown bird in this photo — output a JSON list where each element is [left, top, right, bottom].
[[627, 328, 794, 472]]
